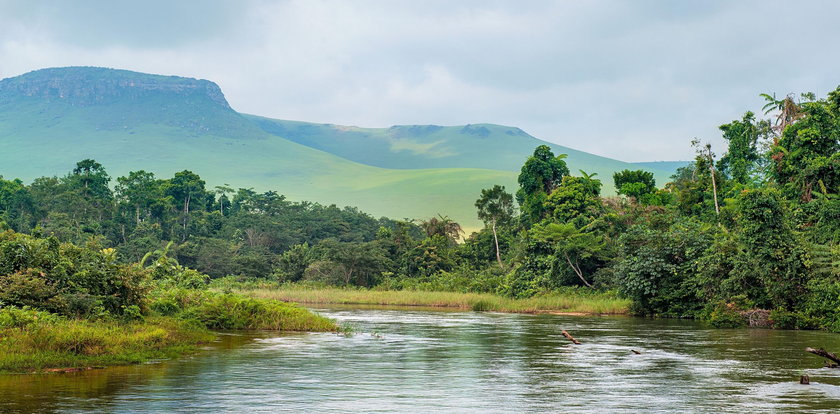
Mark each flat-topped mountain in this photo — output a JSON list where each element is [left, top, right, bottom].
[[0, 67, 683, 228], [0, 67, 229, 107]]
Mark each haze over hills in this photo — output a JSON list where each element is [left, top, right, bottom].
[[0, 67, 684, 228]]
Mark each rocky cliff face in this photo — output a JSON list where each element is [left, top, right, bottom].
[[0, 67, 231, 108]]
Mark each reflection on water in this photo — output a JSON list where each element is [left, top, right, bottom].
[[3, 308, 840, 413]]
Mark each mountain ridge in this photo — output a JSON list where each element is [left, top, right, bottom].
[[0, 67, 685, 228]]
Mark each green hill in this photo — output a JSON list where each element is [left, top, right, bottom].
[[0, 67, 680, 230], [246, 115, 678, 185]]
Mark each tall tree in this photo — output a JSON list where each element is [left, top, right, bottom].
[[166, 170, 207, 241], [718, 112, 761, 185], [770, 87, 840, 202], [692, 139, 720, 216], [475, 185, 515, 268], [516, 145, 569, 225], [115, 170, 159, 225]]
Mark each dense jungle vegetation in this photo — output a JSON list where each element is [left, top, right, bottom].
[[1, 88, 839, 332]]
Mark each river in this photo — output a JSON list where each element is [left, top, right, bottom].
[[3, 307, 840, 413]]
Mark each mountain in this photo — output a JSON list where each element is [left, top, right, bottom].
[[0, 67, 682, 229], [246, 115, 678, 183]]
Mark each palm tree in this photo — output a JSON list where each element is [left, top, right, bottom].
[[761, 93, 803, 139]]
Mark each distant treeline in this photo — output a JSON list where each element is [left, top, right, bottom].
[[2, 87, 839, 331]]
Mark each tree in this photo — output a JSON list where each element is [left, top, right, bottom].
[[761, 93, 804, 138], [310, 239, 390, 287], [613, 169, 656, 200], [530, 221, 602, 288], [516, 145, 570, 224], [736, 188, 807, 309], [65, 159, 112, 221], [0, 176, 33, 231], [115, 170, 159, 225], [475, 185, 515, 268], [166, 171, 207, 241], [214, 185, 234, 216], [419, 215, 464, 245], [544, 175, 602, 226], [718, 112, 761, 185], [769, 88, 840, 202], [70, 159, 111, 200], [692, 139, 720, 216]]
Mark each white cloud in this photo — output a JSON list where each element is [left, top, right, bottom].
[[1, 0, 838, 161]]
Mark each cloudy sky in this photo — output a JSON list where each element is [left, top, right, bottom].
[[1, 0, 838, 161]]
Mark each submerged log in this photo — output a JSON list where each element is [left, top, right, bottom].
[[561, 330, 581, 345], [805, 347, 840, 367], [631, 349, 641, 355]]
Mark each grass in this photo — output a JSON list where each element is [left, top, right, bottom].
[[0, 312, 214, 373], [152, 288, 340, 332], [0, 291, 340, 373], [234, 287, 631, 315]]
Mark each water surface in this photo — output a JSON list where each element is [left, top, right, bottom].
[[3, 308, 840, 413]]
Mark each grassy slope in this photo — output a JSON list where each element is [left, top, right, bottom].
[[0, 97, 514, 230], [247, 115, 678, 186]]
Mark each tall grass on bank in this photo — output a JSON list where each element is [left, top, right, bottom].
[[235, 286, 630, 315], [1, 291, 339, 373], [0, 307, 214, 373], [149, 288, 338, 332]]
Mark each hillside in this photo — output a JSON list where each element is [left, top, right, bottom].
[[0, 67, 680, 229], [246, 115, 677, 185]]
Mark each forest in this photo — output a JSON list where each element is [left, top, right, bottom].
[[1, 88, 839, 332]]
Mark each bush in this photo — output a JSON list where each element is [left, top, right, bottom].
[[702, 302, 746, 328], [0, 230, 149, 317], [0, 306, 62, 329]]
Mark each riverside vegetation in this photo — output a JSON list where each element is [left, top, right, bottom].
[[1, 86, 840, 358], [0, 229, 337, 373]]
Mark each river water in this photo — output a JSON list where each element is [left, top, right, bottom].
[[3, 307, 840, 413]]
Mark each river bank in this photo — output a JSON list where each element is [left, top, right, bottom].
[[0, 293, 339, 374], [232, 287, 631, 315]]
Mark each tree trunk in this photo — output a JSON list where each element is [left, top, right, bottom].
[[564, 252, 594, 288], [561, 330, 581, 344], [806, 347, 840, 367], [707, 146, 720, 216], [492, 221, 503, 269], [182, 193, 190, 241]]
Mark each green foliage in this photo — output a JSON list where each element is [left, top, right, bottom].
[[613, 169, 656, 199], [475, 185, 516, 227], [517, 145, 570, 225], [274, 243, 313, 282], [718, 112, 763, 185], [544, 175, 602, 225], [0, 306, 62, 328], [770, 89, 840, 201], [614, 221, 710, 316], [735, 188, 808, 308], [703, 302, 747, 328], [0, 230, 148, 317]]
